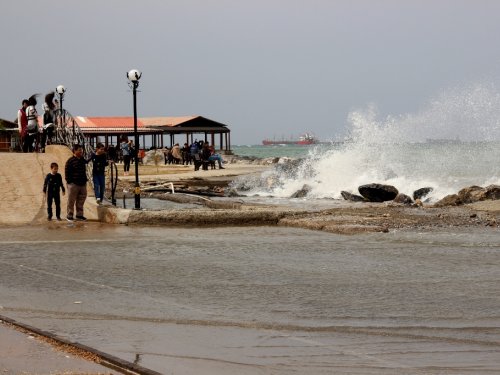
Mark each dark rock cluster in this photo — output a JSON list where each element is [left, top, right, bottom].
[[434, 185, 500, 207], [338, 183, 500, 207]]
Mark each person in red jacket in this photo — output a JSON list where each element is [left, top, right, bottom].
[[17, 99, 29, 152]]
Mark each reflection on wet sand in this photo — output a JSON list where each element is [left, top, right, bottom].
[[0, 225, 499, 374]]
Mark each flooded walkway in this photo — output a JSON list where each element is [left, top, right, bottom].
[[0, 224, 499, 374]]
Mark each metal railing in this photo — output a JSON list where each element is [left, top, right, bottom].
[[53, 109, 95, 197], [53, 109, 93, 156], [51, 109, 118, 206]]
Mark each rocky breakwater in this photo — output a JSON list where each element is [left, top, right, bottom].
[[281, 182, 500, 233]]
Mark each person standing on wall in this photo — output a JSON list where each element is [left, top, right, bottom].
[[25, 94, 40, 152], [17, 99, 29, 152], [65, 144, 88, 221], [41, 91, 56, 151]]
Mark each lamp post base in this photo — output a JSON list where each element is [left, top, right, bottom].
[[134, 184, 141, 210]]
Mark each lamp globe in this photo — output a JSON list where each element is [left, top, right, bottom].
[[127, 69, 142, 82]]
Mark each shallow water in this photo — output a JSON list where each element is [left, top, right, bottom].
[[0, 224, 499, 374], [117, 197, 202, 210]]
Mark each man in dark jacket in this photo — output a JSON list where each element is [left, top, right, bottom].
[[88, 142, 109, 204], [65, 144, 88, 221]]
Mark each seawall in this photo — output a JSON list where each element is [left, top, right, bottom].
[[0, 145, 98, 225]]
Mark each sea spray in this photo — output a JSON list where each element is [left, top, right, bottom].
[[232, 83, 500, 200]]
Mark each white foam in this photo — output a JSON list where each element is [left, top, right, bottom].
[[234, 83, 500, 200]]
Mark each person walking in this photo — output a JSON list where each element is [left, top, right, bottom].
[[65, 144, 88, 221], [17, 99, 29, 152], [43, 162, 65, 221], [88, 142, 109, 204], [120, 138, 131, 175]]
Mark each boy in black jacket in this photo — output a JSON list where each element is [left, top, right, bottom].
[[43, 162, 66, 220]]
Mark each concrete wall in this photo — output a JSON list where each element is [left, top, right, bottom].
[[0, 145, 98, 225]]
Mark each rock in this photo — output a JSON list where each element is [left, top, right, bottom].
[[358, 183, 399, 202], [455, 185, 500, 204], [458, 186, 486, 203], [393, 193, 413, 205], [486, 218, 497, 227], [434, 194, 462, 207], [275, 158, 304, 176], [485, 185, 500, 200], [143, 149, 164, 165], [341, 191, 367, 202], [226, 188, 241, 197], [413, 187, 433, 201], [290, 184, 311, 198]]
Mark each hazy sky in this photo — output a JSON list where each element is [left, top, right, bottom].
[[1, 0, 500, 144]]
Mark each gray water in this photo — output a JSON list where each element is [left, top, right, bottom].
[[0, 224, 499, 374]]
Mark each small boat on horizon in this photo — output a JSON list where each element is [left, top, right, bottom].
[[262, 133, 318, 146]]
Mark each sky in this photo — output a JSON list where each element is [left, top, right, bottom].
[[1, 0, 500, 145]]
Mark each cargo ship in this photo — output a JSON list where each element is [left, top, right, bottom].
[[262, 133, 318, 146]]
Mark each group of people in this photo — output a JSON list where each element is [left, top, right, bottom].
[[161, 140, 225, 170], [17, 93, 58, 153], [43, 143, 110, 222], [163, 143, 184, 165], [191, 140, 225, 170]]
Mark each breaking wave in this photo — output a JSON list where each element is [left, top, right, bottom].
[[232, 83, 500, 200]]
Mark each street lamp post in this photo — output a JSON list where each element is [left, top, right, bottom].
[[56, 85, 66, 142], [127, 69, 142, 210]]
